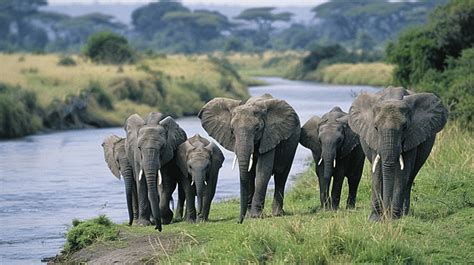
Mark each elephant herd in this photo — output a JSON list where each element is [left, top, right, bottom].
[[102, 87, 447, 231]]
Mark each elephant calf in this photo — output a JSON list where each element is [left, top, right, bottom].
[[102, 135, 138, 225], [300, 107, 365, 210], [176, 134, 224, 221]]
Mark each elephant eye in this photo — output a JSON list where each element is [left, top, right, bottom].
[[374, 126, 378, 132]]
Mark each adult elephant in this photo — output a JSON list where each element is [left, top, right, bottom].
[[199, 93, 301, 223], [349, 87, 447, 220], [299, 107, 365, 210], [125, 112, 187, 230], [102, 135, 138, 226]]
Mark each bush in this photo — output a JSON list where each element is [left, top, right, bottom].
[[0, 83, 43, 138], [82, 31, 135, 64], [63, 215, 118, 254], [58, 56, 77, 66]]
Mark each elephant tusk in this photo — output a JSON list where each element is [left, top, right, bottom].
[[158, 170, 162, 185], [318, 158, 323, 166], [204, 181, 208, 186], [191, 180, 195, 186], [139, 169, 144, 181], [333, 159, 336, 168], [372, 154, 380, 173], [399, 154, 405, 171], [248, 154, 253, 172], [232, 155, 237, 170]]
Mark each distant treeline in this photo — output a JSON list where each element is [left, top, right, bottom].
[[0, 0, 446, 53]]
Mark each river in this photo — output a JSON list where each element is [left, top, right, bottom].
[[0, 77, 377, 264]]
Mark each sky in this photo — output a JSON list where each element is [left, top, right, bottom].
[[47, 0, 324, 7]]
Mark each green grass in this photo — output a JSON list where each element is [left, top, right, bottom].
[[63, 123, 473, 263]]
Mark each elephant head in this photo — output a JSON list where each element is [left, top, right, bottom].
[[137, 116, 187, 229], [349, 87, 447, 217], [176, 134, 224, 218], [199, 94, 300, 223], [300, 107, 359, 208], [102, 135, 135, 225]]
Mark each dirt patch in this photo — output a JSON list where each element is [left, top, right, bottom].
[[48, 229, 189, 264]]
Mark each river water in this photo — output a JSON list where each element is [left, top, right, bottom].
[[0, 77, 377, 264]]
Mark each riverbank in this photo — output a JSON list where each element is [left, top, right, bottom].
[[53, 123, 473, 263], [0, 53, 248, 138]]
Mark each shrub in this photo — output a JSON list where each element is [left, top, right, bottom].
[[63, 215, 118, 254], [82, 81, 114, 110], [82, 31, 135, 64], [58, 56, 77, 66], [0, 83, 43, 138]]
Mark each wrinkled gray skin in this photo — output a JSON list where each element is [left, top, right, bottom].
[[176, 134, 224, 221], [349, 87, 447, 220], [102, 135, 138, 225], [199, 93, 300, 223], [300, 107, 365, 210], [125, 112, 187, 231]]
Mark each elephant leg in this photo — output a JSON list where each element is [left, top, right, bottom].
[[200, 187, 215, 221], [330, 174, 344, 210], [247, 167, 256, 212], [175, 183, 185, 221], [346, 157, 364, 209], [272, 168, 289, 216], [159, 168, 176, 225], [182, 179, 197, 222], [403, 178, 415, 215], [250, 150, 275, 218], [132, 177, 139, 221], [136, 175, 152, 226]]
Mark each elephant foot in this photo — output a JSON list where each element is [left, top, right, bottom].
[[368, 211, 382, 222], [248, 209, 263, 218], [272, 208, 284, 217], [346, 203, 356, 210], [185, 217, 196, 223], [135, 218, 152, 226]]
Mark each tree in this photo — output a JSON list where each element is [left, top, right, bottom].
[[83, 31, 134, 64]]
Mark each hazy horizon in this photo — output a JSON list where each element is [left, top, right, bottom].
[[47, 0, 324, 7]]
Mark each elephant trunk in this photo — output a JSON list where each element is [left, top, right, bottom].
[[380, 129, 400, 218], [195, 175, 206, 217], [235, 133, 254, 224], [142, 149, 162, 231], [120, 162, 134, 225], [320, 144, 336, 209]]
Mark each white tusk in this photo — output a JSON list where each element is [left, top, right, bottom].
[[191, 180, 194, 186], [232, 155, 237, 170], [248, 154, 253, 172], [333, 159, 336, 168], [399, 154, 405, 171], [139, 169, 144, 181], [204, 181, 208, 186], [158, 170, 162, 185], [318, 158, 323, 166], [372, 154, 380, 173]]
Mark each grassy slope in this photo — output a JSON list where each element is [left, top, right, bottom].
[[64, 123, 473, 263], [0, 53, 248, 131]]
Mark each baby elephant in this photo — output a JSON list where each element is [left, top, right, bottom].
[[176, 134, 224, 221], [300, 107, 365, 209]]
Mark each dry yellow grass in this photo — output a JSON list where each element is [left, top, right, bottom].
[[306, 63, 395, 86]]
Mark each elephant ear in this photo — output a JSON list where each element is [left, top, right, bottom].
[[403, 93, 447, 151], [337, 115, 360, 158], [102, 135, 122, 180], [160, 116, 188, 164], [145, 112, 164, 125], [349, 92, 380, 151], [299, 116, 322, 161], [259, 99, 300, 154], [176, 140, 194, 178], [207, 141, 225, 169], [198, 98, 242, 152]]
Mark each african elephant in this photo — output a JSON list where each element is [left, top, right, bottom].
[[176, 134, 224, 222], [300, 107, 365, 210], [199, 93, 301, 223], [102, 135, 138, 225], [349, 87, 447, 220], [125, 112, 187, 231]]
